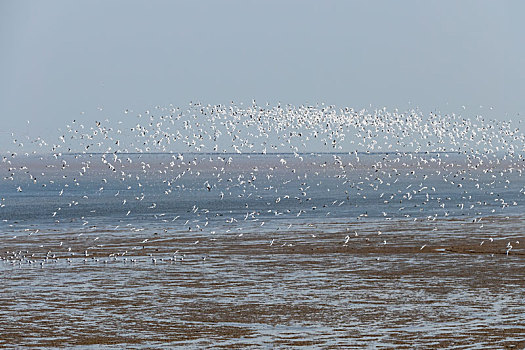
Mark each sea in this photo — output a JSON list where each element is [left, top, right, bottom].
[[1, 152, 524, 348]]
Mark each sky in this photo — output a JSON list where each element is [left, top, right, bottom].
[[1, 0, 524, 152]]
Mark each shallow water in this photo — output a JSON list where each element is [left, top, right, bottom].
[[1, 153, 524, 348]]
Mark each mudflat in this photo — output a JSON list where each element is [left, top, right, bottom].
[[1, 217, 524, 348]]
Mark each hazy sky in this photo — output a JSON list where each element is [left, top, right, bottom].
[[1, 0, 524, 150]]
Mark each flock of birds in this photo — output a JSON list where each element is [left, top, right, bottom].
[[1, 101, 524, 267]]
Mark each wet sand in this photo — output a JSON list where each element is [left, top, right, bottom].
[[1, 217, 525, 348]]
